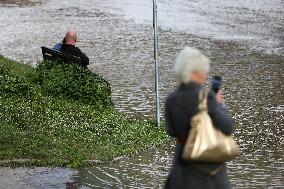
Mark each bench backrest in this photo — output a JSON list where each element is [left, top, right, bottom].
[[41, 46, 81, 65]]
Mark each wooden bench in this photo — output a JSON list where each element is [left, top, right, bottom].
[[41, 46, 81, 65]]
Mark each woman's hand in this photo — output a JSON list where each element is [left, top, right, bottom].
[[216, 90, 224, 104]]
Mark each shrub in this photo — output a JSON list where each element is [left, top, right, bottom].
[[0, 57, 168, 167], [0, 63, 36, 97], [0, 60, 112, 108], [0, 55, 31, 76]]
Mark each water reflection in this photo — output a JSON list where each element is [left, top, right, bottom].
[[74, 144, 174, 189]]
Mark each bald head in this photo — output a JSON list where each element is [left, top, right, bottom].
[[65, 30, 78, 45]]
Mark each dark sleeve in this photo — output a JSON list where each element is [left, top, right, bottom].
[[165, 95, 178, 138], [80, 52, 89, 68], [207, 91, 235, 135]]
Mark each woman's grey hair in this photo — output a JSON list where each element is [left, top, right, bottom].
[[174, 47, 210, 83]]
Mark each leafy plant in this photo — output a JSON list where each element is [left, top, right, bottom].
[[31, 60, 112, 108], [1, 60, 112, 108], [0, 56, 168, 167]]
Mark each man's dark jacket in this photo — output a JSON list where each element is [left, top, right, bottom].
[[61, 44, 89, 68]]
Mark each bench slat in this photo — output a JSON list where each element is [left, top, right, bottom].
[[41, 46, 81, 65]]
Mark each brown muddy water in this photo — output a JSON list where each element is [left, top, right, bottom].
[[0, 0, 283, 188]]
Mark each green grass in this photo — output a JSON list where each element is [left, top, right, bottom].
[[0, 56, 167, 167]]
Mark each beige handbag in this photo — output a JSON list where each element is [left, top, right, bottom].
[[182, 89, 239, 162]]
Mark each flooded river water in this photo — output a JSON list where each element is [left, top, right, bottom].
[[0, 0, 283, 188]]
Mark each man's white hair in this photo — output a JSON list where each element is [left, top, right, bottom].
[[174, 47, 210, 83]]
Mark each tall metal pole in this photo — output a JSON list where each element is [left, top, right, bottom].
[[153, 0, 160, 128]]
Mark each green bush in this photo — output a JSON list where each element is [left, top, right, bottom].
[[31, 61, 112, 108], [0, 65, 35, 97], [0, 57, 168, 167], [0, 62, 10, 75], [0, 55, 31, 76], [0, 60, 112, 108]]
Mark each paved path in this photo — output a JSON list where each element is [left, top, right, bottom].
[[0, 168, 37, 189]]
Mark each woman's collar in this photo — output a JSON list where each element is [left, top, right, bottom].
[[180, 81, 202, 89]]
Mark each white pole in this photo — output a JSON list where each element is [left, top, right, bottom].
[[153, 0, 160, 128]]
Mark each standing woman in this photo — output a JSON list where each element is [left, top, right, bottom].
[[165, 47, 234, 189]]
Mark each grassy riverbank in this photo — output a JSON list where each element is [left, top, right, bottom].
[[0, 56, 167, 167]]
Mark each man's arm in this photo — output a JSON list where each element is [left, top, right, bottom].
[[80, 53, 89, 68]]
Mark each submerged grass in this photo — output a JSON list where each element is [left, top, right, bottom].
[[0, 56, 167, 167]]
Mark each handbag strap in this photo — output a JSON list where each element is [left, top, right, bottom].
[[198, 88, 208, 111]]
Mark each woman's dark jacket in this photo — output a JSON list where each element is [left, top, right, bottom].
[[165, 82, 234, 189]]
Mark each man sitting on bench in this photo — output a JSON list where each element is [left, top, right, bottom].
[[60, 30, 89, 69]]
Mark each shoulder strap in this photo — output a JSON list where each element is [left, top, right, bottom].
[[198, 88, 208, 111]]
